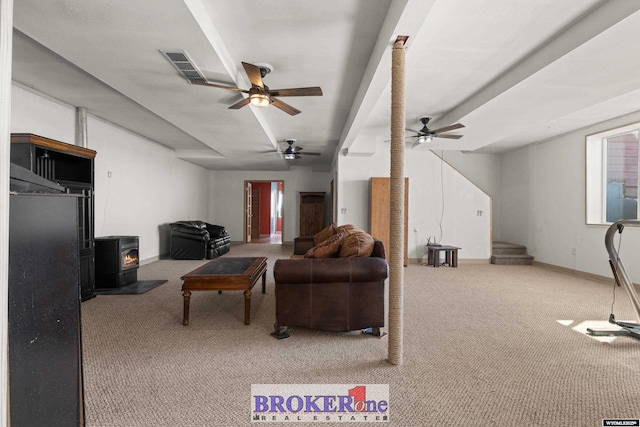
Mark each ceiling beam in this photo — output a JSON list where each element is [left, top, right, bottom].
[[333, 0, 437, 164], [431, 0, 640, 133], [183, 0, 278, 150]]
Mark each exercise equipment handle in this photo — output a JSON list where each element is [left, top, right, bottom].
[[605, 220, 640, 323]]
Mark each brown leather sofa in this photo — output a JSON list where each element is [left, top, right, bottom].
[[272, 236, 388, 338]]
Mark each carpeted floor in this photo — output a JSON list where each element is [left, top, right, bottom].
[[80, 243, 640, 426]]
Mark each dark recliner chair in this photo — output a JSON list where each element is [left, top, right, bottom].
[[169, 221, 231, 260], [272, 238, 388, 338]]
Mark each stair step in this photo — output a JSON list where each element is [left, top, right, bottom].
[[490, 254, 534, 265], [491, 241, 533, 265], [492, 241, 528, 255]]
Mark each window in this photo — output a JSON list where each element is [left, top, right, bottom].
[[586, 123, 640, 224]]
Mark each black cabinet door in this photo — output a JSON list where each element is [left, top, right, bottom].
[[63, 182, 95, 301], [8, 193, 83, 427]]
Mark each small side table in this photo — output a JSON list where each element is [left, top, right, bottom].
[[427, 245, 460, 268]]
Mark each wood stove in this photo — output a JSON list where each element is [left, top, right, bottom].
[[95, 236, 139, 288]]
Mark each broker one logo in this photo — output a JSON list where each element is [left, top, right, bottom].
[[251, 384, 389, 423]]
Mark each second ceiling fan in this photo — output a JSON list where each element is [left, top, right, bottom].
[[407, 117, 464, 147], [263, 139, 321, 160], [194, 62, 322, 116], [282, 139, 321, 160]]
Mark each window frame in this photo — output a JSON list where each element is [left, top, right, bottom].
[[586, 122, 640, 225]]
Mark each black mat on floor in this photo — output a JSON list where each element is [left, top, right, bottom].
[[94, 280, 168, 295]]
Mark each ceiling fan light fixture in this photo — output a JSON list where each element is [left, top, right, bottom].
[[284, 152, 296, 160], [249, 93, 271, 108], [418, 135, 432, 143]]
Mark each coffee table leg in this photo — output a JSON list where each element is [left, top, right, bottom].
[[262, 271, 266, 294], [244, 289, 252, 325], [182, 290, 191, 326]]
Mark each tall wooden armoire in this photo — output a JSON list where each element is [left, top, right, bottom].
[[10, 133, 97, 301], [369, 177, 408, 265], [299, 192, 326, 236]]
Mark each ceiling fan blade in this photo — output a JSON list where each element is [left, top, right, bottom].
[[435, 133, 463, 139], [405, 128, 422, 135], [242, 62, 264, 89], [271, 98, 301, 116], [191, 81, 248, 92], [228, 97, 251, 110], [299, 151, 321, 156], [269, 87, 323, 97], [431, 123, 465, 134]]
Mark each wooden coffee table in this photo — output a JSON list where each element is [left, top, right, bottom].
[[180, 257, 267, 326]]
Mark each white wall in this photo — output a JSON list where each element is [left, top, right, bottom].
[[337, 139, 492, 261], [208, 167, 332, 243], [89, 118, 209, 261], [440, 151, 503, 241], [11, 84, 210, 263], [11, 84, 76, 143], [500, 110, 640, 280]]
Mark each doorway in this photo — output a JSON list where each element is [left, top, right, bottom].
[[244, 180, 284, 244]]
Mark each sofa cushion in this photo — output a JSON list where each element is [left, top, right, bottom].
[[313, 223, 337, 246], [305, 230, 345, 258], [335, 224, 357, 234], [338, 227, 375, 258], [206, 224, 228, 238]]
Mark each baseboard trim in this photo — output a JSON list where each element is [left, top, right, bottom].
[[534, 260, 640, 289], [459, 258, 492, 264], [533, 260, 617, 285], [410, 258, 490, 265], [140, 255, 161, 266]]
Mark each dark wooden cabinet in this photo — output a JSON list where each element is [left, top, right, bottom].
[[9, 193, 84, 426], [299, 192, 326, 236], [11, 133, 97, 301]]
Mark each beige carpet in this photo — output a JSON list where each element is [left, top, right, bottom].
[[80, 243, 640, 426]]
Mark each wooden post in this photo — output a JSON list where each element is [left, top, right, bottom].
[[388, 36, 407, 365]]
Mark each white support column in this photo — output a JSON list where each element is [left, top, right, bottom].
[[0, 0, 13, 424], [76, 107, 88, 148]]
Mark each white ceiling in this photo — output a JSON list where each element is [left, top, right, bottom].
[[10, 0, 640, 171]]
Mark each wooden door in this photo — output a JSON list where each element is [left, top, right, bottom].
[[251, 186, 260, 239], [245, 182, 252, 243], [369, 177, 409, 265], [299, 192, 325, 236]]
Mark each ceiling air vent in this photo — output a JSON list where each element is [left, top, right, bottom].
[[161, 50, 207, 84]]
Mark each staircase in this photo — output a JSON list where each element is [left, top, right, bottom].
[[491, 241, 534, 265]]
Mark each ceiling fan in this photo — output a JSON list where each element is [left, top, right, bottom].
[[407, 117, 464, 147], [193, 62, 322, 116], [266, 139, 321, 160]]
